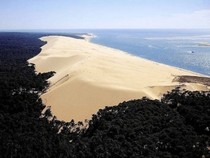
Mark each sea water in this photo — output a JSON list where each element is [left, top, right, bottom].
[[88, 29, 210, 76]]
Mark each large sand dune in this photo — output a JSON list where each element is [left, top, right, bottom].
[[29, 36, 209, 121]]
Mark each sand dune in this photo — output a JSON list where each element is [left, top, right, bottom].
[[29, 36, 209, 121]]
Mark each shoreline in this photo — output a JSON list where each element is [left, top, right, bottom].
[[29, 35, 209, 121], [81, 34, 207, 77]]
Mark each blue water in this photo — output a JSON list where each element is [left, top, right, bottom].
[[17, 29, 210, 76], [87, 29, 210, 76]]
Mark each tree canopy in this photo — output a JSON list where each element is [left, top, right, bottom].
[[0, 33, 209, 158]]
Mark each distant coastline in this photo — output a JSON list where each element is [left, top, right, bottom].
[[198, 42, 210, 47]]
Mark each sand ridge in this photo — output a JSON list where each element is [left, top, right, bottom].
[[29, 36, 209, 121]]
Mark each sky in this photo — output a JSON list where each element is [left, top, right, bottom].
[[0, 0, 210, 29]]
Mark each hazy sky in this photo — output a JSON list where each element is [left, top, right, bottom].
[[0, 0, 210, 29]]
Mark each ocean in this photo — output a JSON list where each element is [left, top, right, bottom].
[[88, 29, 210, 76]]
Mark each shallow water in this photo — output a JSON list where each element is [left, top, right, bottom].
[[88, 29, 210, 76]]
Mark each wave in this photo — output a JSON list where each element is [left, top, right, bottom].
[[145, 35, 210, 41]]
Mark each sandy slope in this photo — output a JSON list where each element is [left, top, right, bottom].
[[29, 36, 209, 121]]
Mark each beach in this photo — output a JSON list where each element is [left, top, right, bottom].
[[29, 35, 209, 121]]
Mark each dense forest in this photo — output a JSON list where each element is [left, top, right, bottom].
[[0, 33, 209, 158]]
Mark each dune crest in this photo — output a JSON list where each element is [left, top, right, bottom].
[[29, 36, 209, 121]]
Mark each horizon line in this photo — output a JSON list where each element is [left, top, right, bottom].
[[0, 28, 210, 31]]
